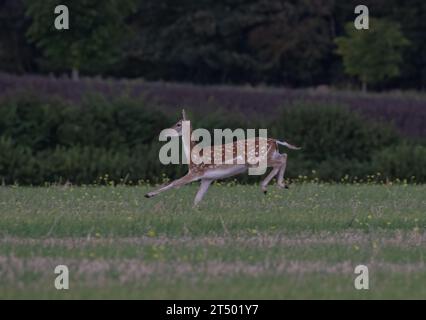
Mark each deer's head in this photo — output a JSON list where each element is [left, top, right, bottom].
[[168, 109, 188, 136]]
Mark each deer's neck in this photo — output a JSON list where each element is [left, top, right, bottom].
[[182, 122, 195, 168]]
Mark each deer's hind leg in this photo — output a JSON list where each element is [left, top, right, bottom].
[[260, 167, 280, 194], [276, 153, 288, 189], [261, 152, 287, 194]]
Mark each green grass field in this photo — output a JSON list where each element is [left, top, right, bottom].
[[0, 183, 425, 299]]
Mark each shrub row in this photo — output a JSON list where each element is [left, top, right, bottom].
[[0, 94, 425, 184]]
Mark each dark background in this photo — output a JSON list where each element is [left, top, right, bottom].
[[0, 0, 425, 185], [1, 0, 425, 89]]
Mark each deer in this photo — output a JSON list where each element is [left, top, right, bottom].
[[145, 110, 300, 206]]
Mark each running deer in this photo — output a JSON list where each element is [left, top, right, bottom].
[[145, 110, 300, 205]]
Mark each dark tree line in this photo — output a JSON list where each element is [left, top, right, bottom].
[[0, 0, 425, 89]]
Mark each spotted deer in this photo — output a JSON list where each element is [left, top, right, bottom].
[[145, 110, 300, 205]]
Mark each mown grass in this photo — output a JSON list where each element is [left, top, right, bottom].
[[0, 183, 425, 299]]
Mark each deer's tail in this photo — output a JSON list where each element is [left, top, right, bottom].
[[276, 139, 301, 150]]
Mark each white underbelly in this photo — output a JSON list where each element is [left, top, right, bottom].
[[202, 165, 247, 180]]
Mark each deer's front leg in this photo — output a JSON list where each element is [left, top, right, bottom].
[[145, 174, 198, 198], [193, 179, 213, 207]]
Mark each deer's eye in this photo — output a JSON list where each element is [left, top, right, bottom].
[[177, 123, 181, 127]]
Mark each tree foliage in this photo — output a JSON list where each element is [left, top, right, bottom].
[[25, 0, 136, 79], [0, 0, 35, 73], [124, 0, 335, 85], [335, 18, 409, 90], [0, 0, 423, 89]]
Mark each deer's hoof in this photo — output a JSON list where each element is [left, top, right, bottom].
[[144, 193, 153, 198], [263, 190, 267, 195], [277, 183, 289, 190]]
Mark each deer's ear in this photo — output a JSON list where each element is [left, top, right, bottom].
[[182, 109, 186, 120]]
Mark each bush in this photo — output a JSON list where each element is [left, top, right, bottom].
[[0, 94, 424, 184], [0, 136, 36, 184], [0, 94, 175, 184], [271, 104, 399, 162], [56, 95, 171, 149], [372, 144, 426, 182], [269, 104, 401, 180], [0, 94, 67, 152]]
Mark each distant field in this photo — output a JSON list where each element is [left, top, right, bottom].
[[1, 73, 426, 138], [0, 183, 425, 299]]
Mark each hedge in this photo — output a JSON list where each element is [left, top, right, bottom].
[[0, 94, 425, 184]]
